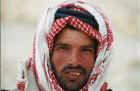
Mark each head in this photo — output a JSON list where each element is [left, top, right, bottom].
[[35, 1, 113, 91], [50, 25, 98, 91]]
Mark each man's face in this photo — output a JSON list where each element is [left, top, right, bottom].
[[51, 28, 96, 91]]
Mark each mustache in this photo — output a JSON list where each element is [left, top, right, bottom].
[[61, 65, 87, 74]]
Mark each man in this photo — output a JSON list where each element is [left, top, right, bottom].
[[16, 0, 113, 91]]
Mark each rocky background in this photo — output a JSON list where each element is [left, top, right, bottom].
[[1, 0, 140, 90]]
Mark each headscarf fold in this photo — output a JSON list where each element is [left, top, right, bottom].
[[16, 0, 113, 91]]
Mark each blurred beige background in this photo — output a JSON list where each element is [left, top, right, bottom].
[[1, 0, 140, 90]]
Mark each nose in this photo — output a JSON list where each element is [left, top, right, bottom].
[[69, 50, 80, 67]]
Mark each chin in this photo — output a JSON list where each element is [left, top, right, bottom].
[[65, 83, 82, 91], [59, 77, 89, 91], [58, 81, 81, 91], [64, 86, 81, 91]]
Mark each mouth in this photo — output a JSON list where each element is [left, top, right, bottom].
[[64, 70, 83, 81], [69, 72, 80, 76]]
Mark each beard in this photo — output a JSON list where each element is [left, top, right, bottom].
[[51, 64, 92, 91], [56, 73, 90, 91]]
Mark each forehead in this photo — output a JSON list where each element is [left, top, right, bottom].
[[54, 28, 94, 46]]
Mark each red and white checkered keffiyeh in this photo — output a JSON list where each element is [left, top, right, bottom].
[[16, 0, 113, 91]]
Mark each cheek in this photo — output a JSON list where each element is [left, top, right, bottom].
[[80, 54, 95, 72], [51, 51, 69, 73]]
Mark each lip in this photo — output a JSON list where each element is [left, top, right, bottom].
[[64, 69, 83, 80]]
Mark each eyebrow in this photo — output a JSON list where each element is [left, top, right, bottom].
[[81, 45, 95, 49], [54, 42, 95, 49], [54, 42, 69, 47]]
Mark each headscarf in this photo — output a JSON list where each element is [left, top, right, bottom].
[[16, 0, 113, 91]]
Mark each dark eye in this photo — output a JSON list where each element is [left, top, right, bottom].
[[55, 45, 69, 51], [81, 48, 94, 53]]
